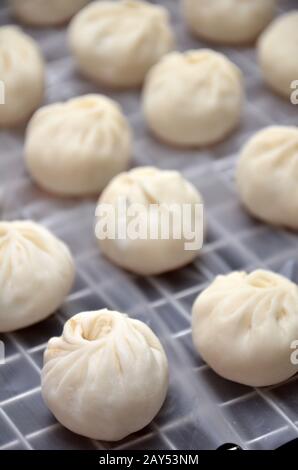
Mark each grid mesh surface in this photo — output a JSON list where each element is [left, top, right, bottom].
[[0, 0, 298, 451]]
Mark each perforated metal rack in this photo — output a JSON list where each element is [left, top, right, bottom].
[[0, 0, 298, 451]]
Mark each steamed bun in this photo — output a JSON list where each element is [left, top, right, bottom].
[[182, 0, 276, 45], [68, 0, 174, 88], [42, 309, 168, 441], [25, 95, 132, 196], [236, 126, 298, 230], [97, 166, 203, 275], [0, 26, 44, 127], [10, 0, 89, 26], [192, 270, 298, 387], [0, 221, 74, 332], [143, 50, 244, 147], [258, 11, 298, 98]]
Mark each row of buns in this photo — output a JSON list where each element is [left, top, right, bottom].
[[1, 219, 298, 440], [42, 268, 298, 441], [2, 122, 298, 330], [1, 1, 298, 131]]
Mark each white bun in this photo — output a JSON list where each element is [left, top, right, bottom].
[[258, 11, 298, 98], [42, 309, 169, 441], [97, 166, 203, 275], [25, 95, 132, 196], [0, 221, 75, 332], [236, 126, 298, 230], [143, 50, 243, 147], [10, 0, 89, 26], [182, 0, 276, 45], [192, 270, 298, 387], [68, 0, 174, 88], [0, 26, 44, 127]]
